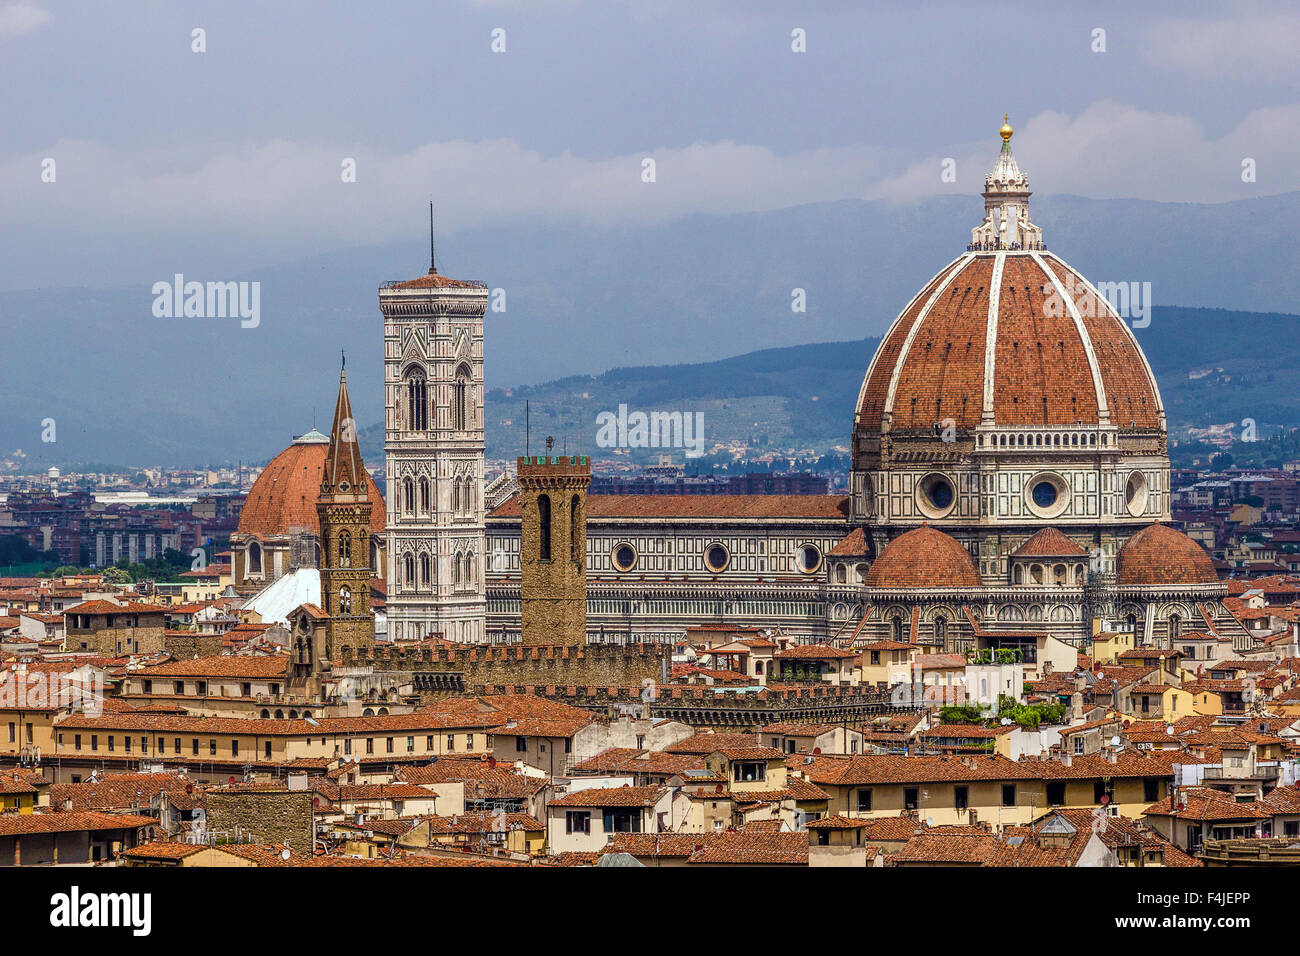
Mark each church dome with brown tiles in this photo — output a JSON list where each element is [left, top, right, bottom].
[[232, 409, 386, 594], [849, 119, 1169, 542], [1116, 523, 1219, 587], [865, 525, 981, 590], [237, 433, 385, 540]]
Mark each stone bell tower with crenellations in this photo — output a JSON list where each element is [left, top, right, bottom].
[[518, 444, 590, 646]]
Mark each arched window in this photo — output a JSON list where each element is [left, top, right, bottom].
[[247, 541, 262, 574], [453, 364, 470, 430], [836, 565, 847, 584], [891, 614, 904, 643], [338, 530, 351, 567], [339, 586, 351, 614], [403, 478, 414, 515], [570, 495, 581, 562], [538, 493, 552, 560], [419, 477, 430, 513], [452, 477, 462, 516], [934, 615, 948, 643], [403, 553, 415, 588], [405, 368, 428, 431], [452, 552, 462, 588], [419, 552, 431, 588], [1168, 613, 1182, 639]]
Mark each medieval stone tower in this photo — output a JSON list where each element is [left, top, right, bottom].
[[381, 219, 490, 644], [316, 364, 377, 659], [519, 449, 590, 646]]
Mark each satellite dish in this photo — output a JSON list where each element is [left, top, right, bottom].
[[280, 848, 291, 861], [1110, 735, 1121, 747], [924, 817, 935, 827], [1000, 718, 1013, 726]]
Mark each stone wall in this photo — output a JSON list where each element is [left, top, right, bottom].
[[339, 642, 668, 701], [163, 633, 225, 659], [205, 788, 314, 852]]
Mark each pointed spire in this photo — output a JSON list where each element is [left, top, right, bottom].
[[428, 201, 437, 275], [325, 358, 365, 492]]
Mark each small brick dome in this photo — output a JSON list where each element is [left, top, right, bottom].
[[1116, 524, 1218, 587], [865, 525, 981, 590]]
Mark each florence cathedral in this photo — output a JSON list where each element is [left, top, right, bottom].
[[229, 120, 1247, 661]]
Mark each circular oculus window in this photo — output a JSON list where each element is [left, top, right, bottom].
[[612, 543, 637, 572], [703, 543, 730, 573], [1124, 471, 1149, 517], [916, 472, 957, 519], [795, 544, 822, 574], [1024, 473, 1069, 519]]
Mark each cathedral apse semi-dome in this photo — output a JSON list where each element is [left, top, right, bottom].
[[864, 524, 982, 590], [1116, 523, 1219, 588]]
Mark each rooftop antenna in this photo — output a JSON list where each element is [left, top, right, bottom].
[[525, 400, 530, 458], [341, 347, 345, 371], [428, 201, 437, 275]]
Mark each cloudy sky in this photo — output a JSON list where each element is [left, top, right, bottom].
[[2, 0, 1297, 291]]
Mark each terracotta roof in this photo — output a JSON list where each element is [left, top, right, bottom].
[[1012, 527, 1088, 558], [571, 748, 708, 776], [395, 757, 547, 799], [551, 785, 665, 808], [827, 528, 872, 557], [50, 773, 193, 811], [135, 654, 288, 680], [490, 494, 848, 521], [1142, 787, 1273, 822], [856, 252, 1161, 432], [710, 746, 787, 761], [1117, 524, 1219, 587], [685, 831, 808, 865], [121, 841, 213, 861], [237, 440, 384, 538], [384, 271, 486, 290], [0, 811, 155, 836], [602, 833, 706, 858], [773, 643, 856, 660], [666, 732, 761, 755], [65, 600, 165, 616], [865, 525, 980, 590], [424, 811, 544, 834]]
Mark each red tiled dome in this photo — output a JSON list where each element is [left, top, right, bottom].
[[865, 525, 981, 590], [855, 252, 1163, 433], [1116, 524, 1218, 587], [237, 439, 384, 539], [1012, 527, 1088, 558]]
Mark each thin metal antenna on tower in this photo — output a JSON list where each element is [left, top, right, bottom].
[[428, 202, 437, 274], [526, 400, 530, 458]]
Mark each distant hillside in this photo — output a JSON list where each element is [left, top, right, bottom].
[[4, 191, 1300, 469], [358, 305, 1300, 468]]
